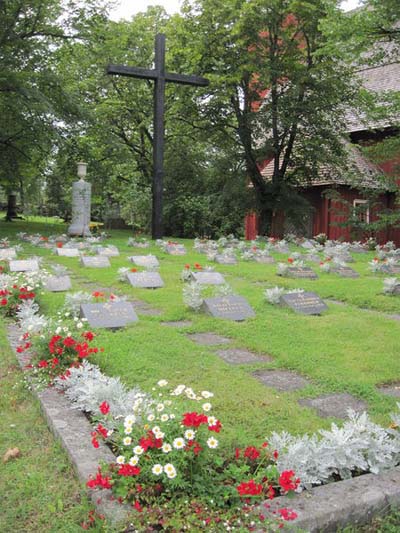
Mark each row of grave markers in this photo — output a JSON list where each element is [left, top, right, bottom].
[[3, 242, 395, 328]]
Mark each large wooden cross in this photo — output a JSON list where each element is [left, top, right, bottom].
[[107, 33, 209, 239]]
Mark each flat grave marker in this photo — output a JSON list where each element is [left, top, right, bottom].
[[56, 248, 80, 257], [215, 255, 237, 265], [202, 295, 255, 321], [80, 301, 138, 328], [280, 291, 327, 315], [254, 369, 310, 391], [127, 271, 164, 288], [216, 348, 270, 365], [191, 271, 226, 285], [81, 255, 111, 268], [129, 255, 160, 268], [287, 266, 318, 280], [97, 247, 120, 257], [298, 393, 367, 419], [331, 266, 360, 278], [9, 259, 39, 272], [45, 275, 72, 292], [382, 264, 400, 274], [0, 248, 16, 260], [166, 244, 186, 255], [255, 256, 275, 264], [187, 332, 231, 345]]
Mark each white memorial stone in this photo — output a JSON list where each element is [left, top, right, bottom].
[[68, 162, 91, 237]]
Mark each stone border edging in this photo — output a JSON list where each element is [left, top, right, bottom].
[[7, 323, 129, 526], [7, 323, 400, 531], [263, 466, 400, 532]]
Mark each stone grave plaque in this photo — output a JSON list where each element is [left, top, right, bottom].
[[215, 255, 237, 265], [202, 295, 255, 321], [45, 275, 72, 292], [80, 301, 138, 328], [255, 256, 275, 264], [0, 248, 16, 260], [56, 248, 80, 257], [191, 271, 226, 285], [301, 240, 314, 249], [9, 259, 39, 272], [307, 254, 321, 263], [280, 291, 327, 315], [382, 264, 400, 274], [81, 255, 111, 268], [287, 266, 318, 279], [97, 247, 120, 257], [129, 255, 160, 268], [127, 271, 164, 288], [394, 285, 400, 295], [331, 266, 360, 278], [166, 244, 186, 255]]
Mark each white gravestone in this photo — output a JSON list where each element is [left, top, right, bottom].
[[68, 179, 91, 237]]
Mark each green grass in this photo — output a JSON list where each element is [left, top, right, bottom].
[[0, 217, 400, 530]]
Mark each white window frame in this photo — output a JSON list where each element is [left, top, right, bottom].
[[353, 199, 370, 223]]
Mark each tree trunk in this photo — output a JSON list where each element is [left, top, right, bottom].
[[5, 193, 17, 221]]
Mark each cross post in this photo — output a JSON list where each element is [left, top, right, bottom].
[[107, 33, 209, 239]]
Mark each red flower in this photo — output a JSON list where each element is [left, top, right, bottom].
[[273, 450, 279, 460], [0, 298, 7, 306], [235, 448, 241, 460], [86, 468, 112, 489], [91, 436, 99, 448], [96, 424, 108, 439], [244, 446, 260, 460], [16, 346, 25, 353], [38, 360, 48, 368], [277, 508, 298, 521], [208, 419, 222, 433], [133, 501, 143, 512], [92, 291, 104, 299], [182, 412, 208, 427], [278, 470, 300, 493], [83, 331, 95, 341], [118, 464, 141, 477], [130, 268, 137, 272], [51, 357, 59, 368], [99, 401, 110, 415], [184, 264, 190, 269], [236, 479, 263, 496], [287, 258, 294, 264], [56, 242, 63, 248], [194, 263, 202, 270], [63, 336, 76, 347]]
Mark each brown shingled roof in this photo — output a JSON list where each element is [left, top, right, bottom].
[[260, 143, 395, 190]]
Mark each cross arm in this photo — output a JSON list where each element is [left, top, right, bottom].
[[107, 64, 157, 80], [165, 72, 209, 87]]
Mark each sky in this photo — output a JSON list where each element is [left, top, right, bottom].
[[109, 0, 363, 21]]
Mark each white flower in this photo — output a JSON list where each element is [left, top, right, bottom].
[[129, 456, 139, 466], [123, 437, 132, 446], [160, 414, 169, 422], [164, 463, 177, 479], [76, 322, 83, 329], [157, 379, 168, 387], [169, 414, 176, 420], [172, 384, 185, 395], [55, 327, 61, 334], [202, 402, 212, 412], [147, 414, 155, 422], [162, 443, 172, 454], [207, 437, 219, 449], [156, 403, 165, 412], [173, 438, 185, 450], [201, 391, 214, 399], [116, 455, 125, 464], [154, 431, 165, 439], [207, 416, 217, 426], [152, 464, 163, 475], [125, 415, 136, 425], [184, 430, 196, 440], [133, 446, 144, 455], [124, 426, 132, 435]]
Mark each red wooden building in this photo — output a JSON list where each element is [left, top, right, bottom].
[[245, 51, 400, 244]]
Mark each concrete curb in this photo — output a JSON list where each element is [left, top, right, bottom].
[[7, 324, 400, 531], [7, 324, 129, 526]]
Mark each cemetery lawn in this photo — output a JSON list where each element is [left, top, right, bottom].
[[0, 217, 399, 529]]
